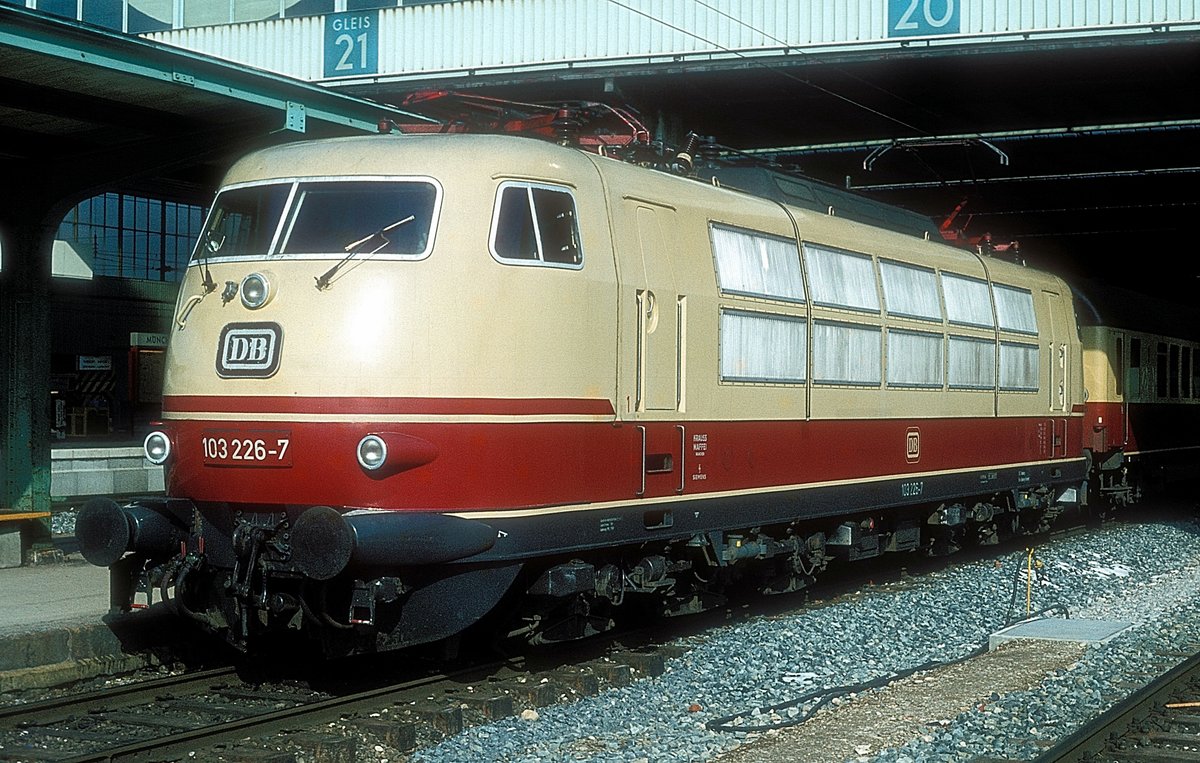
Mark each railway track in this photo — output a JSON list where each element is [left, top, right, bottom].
[[1035, 649, 1200, 763], [0, 663, 460, 762], [0, 642, 665, 763]]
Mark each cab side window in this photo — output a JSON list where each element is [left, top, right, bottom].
[[490, 182, 582, 267]]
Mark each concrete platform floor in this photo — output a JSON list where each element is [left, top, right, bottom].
[[0, 557, 160, 692], [0, 558, 109, 636]]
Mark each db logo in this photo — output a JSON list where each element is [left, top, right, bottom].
[[905, 427, 920, 463], [216, 323, 282, 378]]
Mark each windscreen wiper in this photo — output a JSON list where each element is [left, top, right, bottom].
[[196, 214, 226, 294], [314, 215, 415, 290], [175, 221, 224, 329]]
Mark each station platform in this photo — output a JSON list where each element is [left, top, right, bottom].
[[0, 556, 164, 692], [50, 438, 164, 506], [0, 441, 172, 691]]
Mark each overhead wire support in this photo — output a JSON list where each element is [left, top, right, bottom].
[[862, 137, 1010, 171], [745, 119, 1200, 157], [603, 0, 927, 136]]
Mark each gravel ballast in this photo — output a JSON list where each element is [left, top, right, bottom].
[[408, 515, 1200, 763]]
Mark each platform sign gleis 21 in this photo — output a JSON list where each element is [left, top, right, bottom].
[[323, 11, 379, 78], [888, 0, 960, 37]]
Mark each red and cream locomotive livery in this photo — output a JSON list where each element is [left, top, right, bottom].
[[78, 134, 1089, 653]]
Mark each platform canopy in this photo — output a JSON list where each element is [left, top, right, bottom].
[[0, 4, 431, 515], [0, 3, 431, 210]]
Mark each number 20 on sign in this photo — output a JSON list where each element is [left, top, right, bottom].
[[888, 0, 960, 37]]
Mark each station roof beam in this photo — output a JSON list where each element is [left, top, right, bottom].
[[0, 5, 430, 515]]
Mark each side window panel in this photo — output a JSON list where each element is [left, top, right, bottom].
[[711, 225, 804, 302], [490, 183, 582, 267], [887, 330, 943, 388], [994, 284, 1038, 334], [813, 321, 881, 386], [533, 188, 581, 265], [492, 186, 538, 260], [880, 260, 941, 321], [999, 342, 1039, 391], [948, 336, 996, 389], [943, 274, 994, 328], [719, 310, 806, 383], [805, 244, 879, 312]]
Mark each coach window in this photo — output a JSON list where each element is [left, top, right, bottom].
[[719, 310, 806, 383], [1114, 336, 1125, 398], [710, 225, 804, 302], [880, 260, 941, 321], [1193, 349, 1200, 400], [999, 342, 1039, 392], [1169, 344, 1182, 398], [1182, 346, 1192, 398], [804, 244, 879, 312], [490, 182, 582, 268], [887, 330, 943, 388], [1128, 337, 1143, 397], [993, 284, 1038, 334], [813, 321, 882, 386], [948, 336, 996, 390], [942, 274, 994, 328], [1157, 342, 1169, 398]]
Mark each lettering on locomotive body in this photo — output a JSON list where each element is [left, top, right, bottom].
[[216, 322, 283, 378]]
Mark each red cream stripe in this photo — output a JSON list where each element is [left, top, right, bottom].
[[163, 395, 617, 417]]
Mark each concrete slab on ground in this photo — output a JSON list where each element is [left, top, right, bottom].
[[989, 617, 1131, 651]]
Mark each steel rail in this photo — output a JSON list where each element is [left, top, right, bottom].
[[56, 672, 454, 763], [3, 660, 511, 763], [0, 666, 239, 726], [1034, 649, 1200, 763]]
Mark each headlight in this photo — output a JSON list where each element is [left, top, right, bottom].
[[144, 431, 171, 465], [357, 435, 388, 471], [240, 272, 271, 309]]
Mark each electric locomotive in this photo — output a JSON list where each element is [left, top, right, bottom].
[[78, 133, 1090, 654]]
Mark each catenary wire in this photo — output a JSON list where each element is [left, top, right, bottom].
[[603, 0, 926, 136]]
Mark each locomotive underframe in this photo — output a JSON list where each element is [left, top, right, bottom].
[[95, 458, 1085, 655]]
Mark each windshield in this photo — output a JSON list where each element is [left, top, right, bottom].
[[191, 179, 439, 262], [195, 184, 290, 260], [282, 181, 436, 255]]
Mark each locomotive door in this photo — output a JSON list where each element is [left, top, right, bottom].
[[631, 204, 681, 413], [626, 201, 685, 498], [1045, 290, 1069, 457]]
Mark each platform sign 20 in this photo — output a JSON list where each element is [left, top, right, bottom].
[[887, 0, 960, 37], [323, 11, 379, 78]]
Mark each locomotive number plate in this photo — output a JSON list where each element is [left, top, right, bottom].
[[201, 430, 292, 467]]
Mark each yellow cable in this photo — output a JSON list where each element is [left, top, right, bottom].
[[1026, 547, 1034, 615]]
